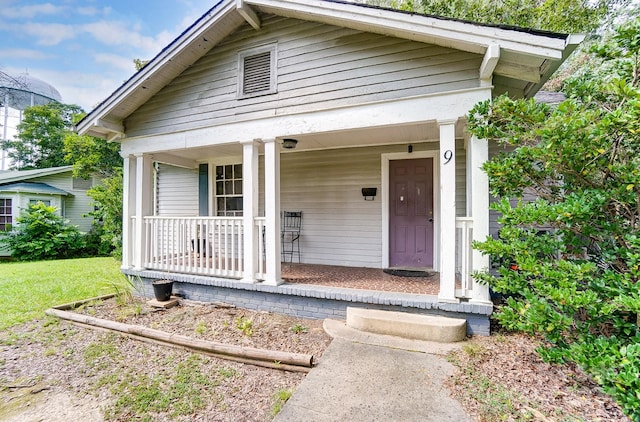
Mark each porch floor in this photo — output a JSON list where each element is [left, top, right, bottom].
[[280, 263, 440, 295]]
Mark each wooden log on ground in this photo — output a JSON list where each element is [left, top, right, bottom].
[[46, 308, 314, 369]]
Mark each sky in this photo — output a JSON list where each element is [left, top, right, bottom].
[[0, 0, 218, 111]]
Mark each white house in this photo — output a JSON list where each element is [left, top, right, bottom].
[[0, 166, 97, 256], [77, 0, 582, 332]]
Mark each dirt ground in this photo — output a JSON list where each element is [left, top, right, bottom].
[[0, 296, 630, 421], [447, 330, 630, 421], [0, 297, 331, 421]]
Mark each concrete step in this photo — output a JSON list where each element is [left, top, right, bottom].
[[346, 307, 467, 343]]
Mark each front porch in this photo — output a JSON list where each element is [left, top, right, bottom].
[[129, 214, 475, 299], [125, 263, 493, 335]]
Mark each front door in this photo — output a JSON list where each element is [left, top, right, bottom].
[[389, 158, 434, 268]]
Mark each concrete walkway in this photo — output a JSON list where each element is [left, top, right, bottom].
[[274, 320, 472, 422]]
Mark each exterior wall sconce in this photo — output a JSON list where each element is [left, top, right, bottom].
[[362, 187, 377, 201], [282, 138, 298, 149]]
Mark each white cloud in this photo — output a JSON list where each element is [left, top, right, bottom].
[[20, 22, 77, 46], [81, 20, 167, 56], [75, 6, 104, 16], [0, 2, 63, 19], [0, 48, 53, 60], [1, 2, 223, 111], [93, 53, 136, 73], [4, 65, 125, 111]]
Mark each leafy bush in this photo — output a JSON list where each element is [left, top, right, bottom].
[[467, 18, 640, 420], [83, 223, 113, 257], [86, 170, 122, 258], [0, 202, 86, 261]]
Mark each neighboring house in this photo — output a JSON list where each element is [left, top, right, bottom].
[[0, 166, 96, 256], [77, 0, 583, 331]]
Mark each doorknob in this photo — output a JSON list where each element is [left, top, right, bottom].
[[428, 218, 433, 222]]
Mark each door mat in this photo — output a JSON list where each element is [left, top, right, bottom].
[[383, 268, 436, 278]]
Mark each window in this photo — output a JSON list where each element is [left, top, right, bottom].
[[0, 198, 11, 231], [29, 199, 51, 206], [216, 164, 243, 216], [237, 44, 277, 98]]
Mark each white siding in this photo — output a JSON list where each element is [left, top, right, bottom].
[[156, 164, 199, 216], [125, 15, 482, 137], [150, 144, 467, 268], [253, 142, 464, 268]]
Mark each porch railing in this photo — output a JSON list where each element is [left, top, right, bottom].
[[255, 217, 266, 278], [455, 217, 474, 298], [127, 216, 268, 280], [143, 216, 244, 278]]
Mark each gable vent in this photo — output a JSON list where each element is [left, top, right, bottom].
[[243, 51, 272, 95], [238, 44, 277, 98]]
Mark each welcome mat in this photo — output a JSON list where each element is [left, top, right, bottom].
[[383, 268, 436, 278]]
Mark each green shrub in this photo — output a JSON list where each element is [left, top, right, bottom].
[[83, 223, 113, 256], [86, 170, 122, 258], [467, 18, 640, 420], [0, 202, 86, 261]]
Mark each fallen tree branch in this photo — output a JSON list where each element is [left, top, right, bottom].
[[46, 308, 314, 372]]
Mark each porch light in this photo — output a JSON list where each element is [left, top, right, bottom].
[[282, 138, 298, 149]]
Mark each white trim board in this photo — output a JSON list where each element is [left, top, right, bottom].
[[120, 87, 491, 156]]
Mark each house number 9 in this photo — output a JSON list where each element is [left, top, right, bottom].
[[443, 150, 453, 164]]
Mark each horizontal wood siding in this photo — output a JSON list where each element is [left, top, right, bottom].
[[156, 164, 199, 216], [32, 173, 94, 232], [269, 143, 446, 268], [125, 15, 482, 137]]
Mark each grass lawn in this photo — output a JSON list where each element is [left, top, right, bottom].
[[0, 257, 123, 330]]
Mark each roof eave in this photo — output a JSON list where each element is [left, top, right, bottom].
[[0, 166, 74, 184], [523, 34, 585, 98], [0, 182, 72, 196], [78, 0, 584, 139], [76, 0, 241, 138]]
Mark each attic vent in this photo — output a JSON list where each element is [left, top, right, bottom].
[[238, 44, 277, 98], [72, 177, 92, 190]]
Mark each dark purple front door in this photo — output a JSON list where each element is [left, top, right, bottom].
[[389, 158, 434, 268]]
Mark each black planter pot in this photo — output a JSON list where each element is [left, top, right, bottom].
[[152, 280, 174, 301]]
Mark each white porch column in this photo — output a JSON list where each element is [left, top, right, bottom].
[[133, 154, 153, 270], [438, 119, 459, 303], [121, 155, 136, 269], [263, 139, 283, 285], [469, 136, 492, 304], [241, 140, 259, 283]]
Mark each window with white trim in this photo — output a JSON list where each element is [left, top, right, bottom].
[[237, 44, 277, 98], [0, 198, 11, 231], [29, 199, 52, 206], [215, 164, 243, 216]]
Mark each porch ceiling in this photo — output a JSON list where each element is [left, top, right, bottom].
[[289, 120, 466, 151], [158, 120, 466, 162]]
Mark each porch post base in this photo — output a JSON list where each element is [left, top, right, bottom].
[[437, 294, 460, 304], [469, 298, 493, 306], [262, 278, 284, 287], [240, 276, 258, 284]]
